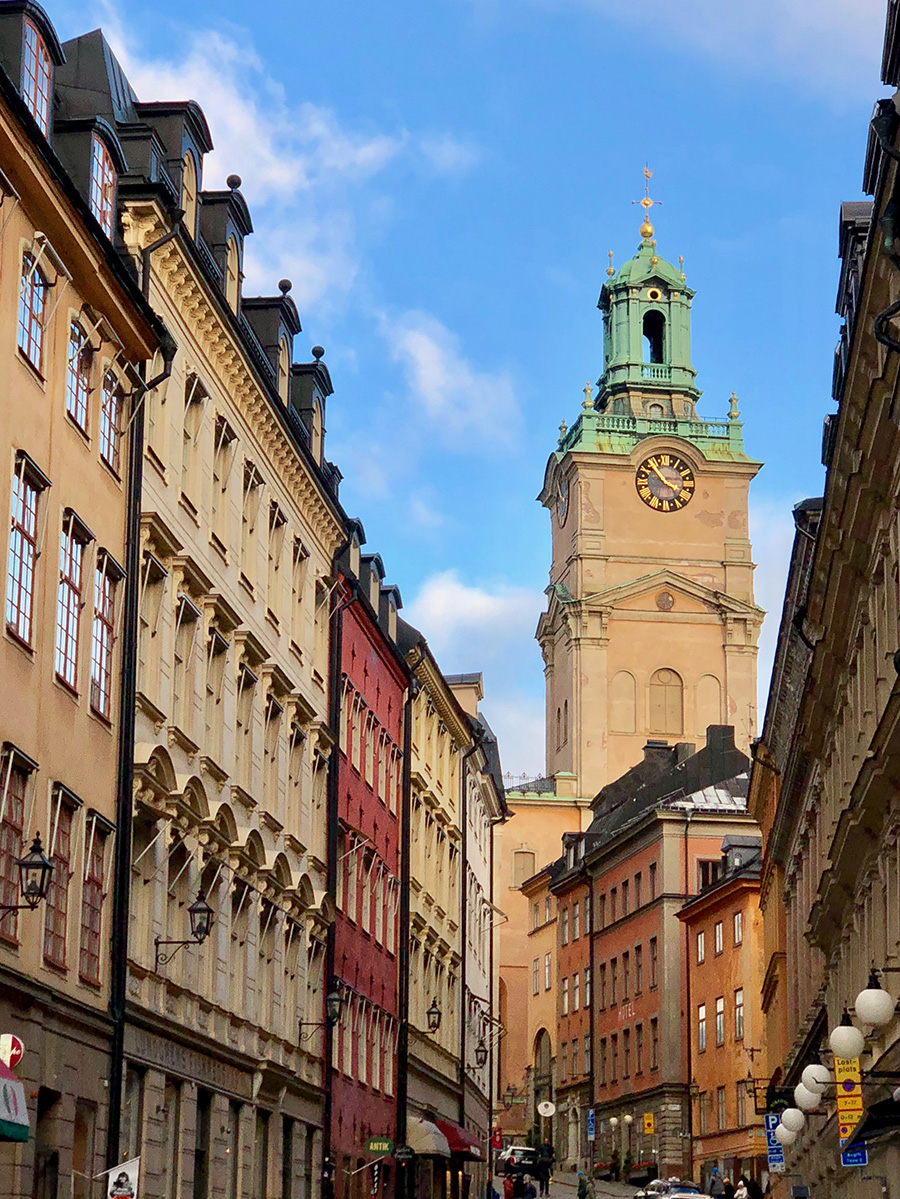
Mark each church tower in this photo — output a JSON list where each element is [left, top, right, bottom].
[[537, 179, 763, 799]]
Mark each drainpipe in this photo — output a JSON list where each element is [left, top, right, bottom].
[[459, 734, 484, 1131], [397, 647, 425, 1199], [587, 869, 595, 1176], [105, 329, 176, 1169], [324, 559, 355, 1199], [682, 810, 694, 1180]]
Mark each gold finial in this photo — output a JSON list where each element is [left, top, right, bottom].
[[650, 238, 659, 267], [729, 391, 740, 420], [678, 254, 686, 282], [632, 165, 661, 242], [583, 380, 594, 410], [607, 250, 615, 278], [558, 417, 568, 442]]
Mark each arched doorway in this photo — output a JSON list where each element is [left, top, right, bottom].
[[532, 1029, 552, 1145]]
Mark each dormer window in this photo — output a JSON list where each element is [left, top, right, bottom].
[[181, 152, 198, 234], [89, 137, 116, 237], [22, 20, 51, 136], [225, 236, 240, 311]]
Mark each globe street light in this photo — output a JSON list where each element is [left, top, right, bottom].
[[855, 971, 896, 1028], [780, 1108, 806, 1133], [800, 1064, 831, 1095], [828, 1010, 865, 1059], [793, 1084, 821, 1113]]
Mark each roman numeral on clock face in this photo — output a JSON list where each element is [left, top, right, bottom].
[[634, 452, 696, 512]]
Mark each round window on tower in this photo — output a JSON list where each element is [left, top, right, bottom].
[[647, 288, 662, 301]]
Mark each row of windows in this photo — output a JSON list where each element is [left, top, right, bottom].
[[340, 679, 402, 814], [333, 997, 397, 1096], [697, 1082, 753, 1135], [697, 989, 744, 1051], [0, 760, 107, 984], [596, 937, 658, 1007], [531, 894, 553, 929], [560, 968, 591, 1013], [336, 831, 397, 953], [532, 951, 553, 993], [597, 1019, 659, 1086], [6, 461, 122, 718], [695, 912, 743, 963], [596, 862, 658, 928], [558, 894, 591, 943], [558, 1033, 591, 1083], [121, 1065, 315, 1199], [20, 262, 126, 471]]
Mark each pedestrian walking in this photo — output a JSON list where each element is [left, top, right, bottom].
[[522, 1176, 537, 1199], [537, 1142, 555, 1197], [723, 1178, 735, 1199], [733, 1177, 748, 1199], [503, 1173, 515, 1199], [709, 1167, 725, 1197]]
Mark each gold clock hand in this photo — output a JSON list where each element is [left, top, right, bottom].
[[648, 459, 677, 489]]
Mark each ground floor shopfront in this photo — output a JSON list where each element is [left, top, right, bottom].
[[122, 1016, 324, 1198], [0, 970, 113, 1199]]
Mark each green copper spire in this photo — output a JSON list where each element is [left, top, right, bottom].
[[597, 171, 699, 414]]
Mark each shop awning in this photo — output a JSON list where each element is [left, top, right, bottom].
[[844, 1096, 900, 1147], [407, 1117, 451, 1157], [0, 1060, 28, 1142], [433, 1119, 485, 1161]]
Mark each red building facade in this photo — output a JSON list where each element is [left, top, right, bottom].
[[330, 543, 408, 1199]]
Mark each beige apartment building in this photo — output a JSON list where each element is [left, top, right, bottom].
[[42, 23, 347, 1194], [0, 3, 162, 1192]]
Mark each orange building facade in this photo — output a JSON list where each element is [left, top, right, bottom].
[[678, 840, 766, 1188]]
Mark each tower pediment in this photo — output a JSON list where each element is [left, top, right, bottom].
[[582, 568, 764, 622]]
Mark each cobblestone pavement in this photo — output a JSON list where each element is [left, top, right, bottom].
[[493, 1177, 636, 1199]]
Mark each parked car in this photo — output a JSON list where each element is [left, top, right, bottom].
[[634, 1180, 700, 1199], [498, 1146, 540, 1174]]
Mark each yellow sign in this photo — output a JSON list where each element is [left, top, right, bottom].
[[643, 1112, 654, 1136], [834, 1056, 863, 1144]]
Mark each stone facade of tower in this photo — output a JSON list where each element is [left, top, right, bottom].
[[536, 226, 763, 800]]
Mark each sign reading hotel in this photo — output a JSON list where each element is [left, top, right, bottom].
[[833, 1056, 864, 1145]]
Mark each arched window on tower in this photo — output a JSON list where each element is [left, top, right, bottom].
[[643, 310, 665, 364], [648, 403, 665, 419], [563, 700, 568, 744], [649, 668, 683, 735]]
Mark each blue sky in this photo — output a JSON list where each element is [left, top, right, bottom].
[[51, 0, 885, 775]]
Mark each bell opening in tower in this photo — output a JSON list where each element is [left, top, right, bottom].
[[643, 310, 665, 364]]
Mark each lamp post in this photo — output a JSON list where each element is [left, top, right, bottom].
[[0, 833, 53, 918], [300, 985, 345, 1041]]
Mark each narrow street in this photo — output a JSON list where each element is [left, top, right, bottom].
[[492, 1178, 637, 1199]]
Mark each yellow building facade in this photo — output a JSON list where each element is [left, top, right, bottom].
[[0, 5, 161, 1191]]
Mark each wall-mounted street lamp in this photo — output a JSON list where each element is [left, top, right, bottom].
[[828, 1009, 866, 1060], [300, 985, 345, 1040], [426, 998, 442, 1033], [502, 1085, 519, 1109], [0, 834, 53, 918], [154, 890, 214, 970], [475, 1038, 488, 1069]]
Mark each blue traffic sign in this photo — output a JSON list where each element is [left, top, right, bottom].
[[764, 1114, 785, 1172], [840, 1144, 868, 1168], [586, 1110, 595, 1142]]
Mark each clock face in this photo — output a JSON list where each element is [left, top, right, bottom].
[[635, 452, 695, 512], [556, 476, 570, 525]]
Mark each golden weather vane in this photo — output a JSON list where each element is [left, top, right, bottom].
[[632, 165, 661, 242]]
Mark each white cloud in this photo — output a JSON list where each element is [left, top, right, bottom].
[[406, 571, 547, 776], [386, 311, 520, 445], [558, 0, 883, 93], [749, 493, 807, 721], [418, 134, 482, 176]]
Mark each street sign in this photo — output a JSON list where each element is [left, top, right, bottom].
[[834, 1056, 864, 1145], [394, 1146, 414, 1163], [840, 1143, 868, 1168], [586, 1110, 595, 1142], [0, 1035, 23, 1069], [764, 1113, 786, 1173], [367, 1138, 393, 1155], [643, 1112, 654, 1136]]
